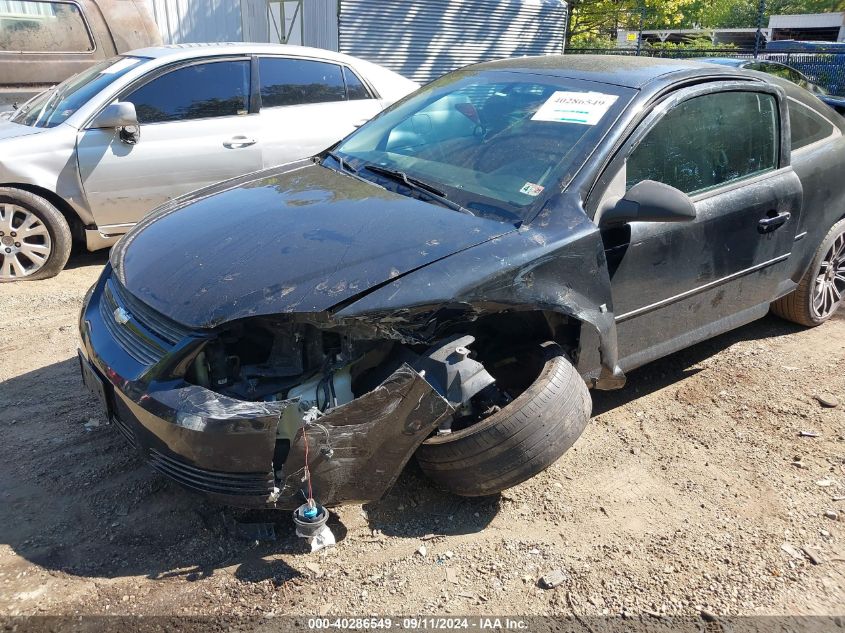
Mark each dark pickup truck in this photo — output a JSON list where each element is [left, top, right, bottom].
[[0, 0, 160, 111]]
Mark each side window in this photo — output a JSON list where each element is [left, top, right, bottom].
[[259, 57, 346, 107], [789, 101, 835, 150], [343, 67, 373, 100], [0, 0, 93, 52], [627, 91, 779, 195], [126, 61, 250, 124]]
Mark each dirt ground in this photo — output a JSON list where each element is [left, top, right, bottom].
[[1, 253, 844, 621]]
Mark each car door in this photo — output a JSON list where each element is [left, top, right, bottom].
[[76, 58, 263, 229], [590, 82, 803, 371], [256, 56, 385, 168]]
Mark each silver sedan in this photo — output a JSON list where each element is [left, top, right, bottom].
[[0, 44, 418, 281]]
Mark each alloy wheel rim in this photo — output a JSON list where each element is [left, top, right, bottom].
[[0, 203, 52, 280], [812, 230, 845, 320]]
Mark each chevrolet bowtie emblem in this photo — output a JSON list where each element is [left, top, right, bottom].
[[114, 306, 131, 325]]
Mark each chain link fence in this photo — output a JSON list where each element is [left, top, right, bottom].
[[565, 47, 845, 96]]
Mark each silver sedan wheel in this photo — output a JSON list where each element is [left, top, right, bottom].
[[812, 230, 845, 320], [0, 203, 52, 280]]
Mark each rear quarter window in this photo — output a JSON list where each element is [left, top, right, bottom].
[[343, 67, 373, 100], [0, 0, 93, 52], [789, 100, 836, 151]]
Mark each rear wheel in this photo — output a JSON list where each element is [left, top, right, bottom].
[[415, 342, 592, 497], [772, 218, 845, 326], [0, 188, 71, 282]]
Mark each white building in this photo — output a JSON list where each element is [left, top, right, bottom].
[[768, 12, 845, 42], [149, 0, 569, 84]]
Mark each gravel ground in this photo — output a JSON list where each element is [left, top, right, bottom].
[[1, 253, 844, 621]]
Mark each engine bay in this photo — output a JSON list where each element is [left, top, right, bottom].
[[182, 317, 527, 444]]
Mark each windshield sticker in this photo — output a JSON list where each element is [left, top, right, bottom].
[[520, 182, 545, 197], [531, 91, 619, 125], [100, 57, 141, 75]]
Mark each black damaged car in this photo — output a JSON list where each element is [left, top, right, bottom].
[[79, 56, 845, 511]]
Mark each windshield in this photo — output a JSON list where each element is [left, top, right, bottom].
[[332, 70, 634, 222], [12, 56, 145, 128]]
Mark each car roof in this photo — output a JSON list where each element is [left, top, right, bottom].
[[126, 42, 366, 65], [468, 54, 749, 88]]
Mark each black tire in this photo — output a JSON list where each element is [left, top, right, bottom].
[[771, 217, 845, 326], [415, 342, 592, 497], [0, 187, 72, 282]]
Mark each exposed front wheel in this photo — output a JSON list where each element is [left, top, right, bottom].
[[772, 218, 845, 326], [415, 342, 592, 497], [0, 188, 72, 282]]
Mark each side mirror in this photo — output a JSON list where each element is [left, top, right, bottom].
[[91, 102, 138, 129], [600, 180, 696, 227], [90, 102, 140, 145]]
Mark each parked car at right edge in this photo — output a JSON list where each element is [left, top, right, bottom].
[[0, 43, 418, 281], [701, 58, 845, 115]]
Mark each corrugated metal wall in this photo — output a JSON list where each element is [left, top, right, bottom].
[[241, 0, 268, 42], [303, 0, 338, 50], [338, 0, 567, 84], [152, 0, 246, 43], [153, 0, 337, 47], [149, 0, 567, 83]]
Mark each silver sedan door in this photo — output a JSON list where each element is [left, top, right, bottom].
[[77, 58, 263, 230], [256, 57, 384, 168]]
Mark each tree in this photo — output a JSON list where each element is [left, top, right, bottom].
[[566, 0, 845, 46], [685, 0, 843, 29], [566, 0, 703, 47]]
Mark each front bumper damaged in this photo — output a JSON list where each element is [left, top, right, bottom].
[[276, 365, 453, 507], [80, 291, 452, 509]]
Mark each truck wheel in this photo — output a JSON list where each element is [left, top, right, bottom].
[[0, 187, 71, 282], [415, 342, 592, 497], [771, 218, 845, 326]]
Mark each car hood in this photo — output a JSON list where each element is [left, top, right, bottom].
[[0, 120, 45, 141], [112, 162, 518, 329]]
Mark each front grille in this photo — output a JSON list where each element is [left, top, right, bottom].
[[109, 281, 190, 346], [147, 449, 275, 497], [112, 415, 138, 448], [99, 278, 191, 366], [100, 281, 166, 365]]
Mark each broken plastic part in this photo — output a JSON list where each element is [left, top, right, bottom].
[[293, 503, 335, 551], [143, 385, 295, 474], [412, 334, 496, 406], [276, 364, 453, 506], [293, 502, 328, 537], [305, 524, 336, 552], [152, 385, 293, 423]]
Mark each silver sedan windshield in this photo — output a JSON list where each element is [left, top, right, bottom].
[[12, 56, 144, 128]]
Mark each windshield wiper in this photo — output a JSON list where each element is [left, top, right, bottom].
[[362, 164, 475, 217], [325, 151, 355, 173], [323, 152, 385, 189]]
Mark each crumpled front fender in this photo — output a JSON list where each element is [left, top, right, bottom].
[[277, 364, 453, 507], [334, 193, 625, 390]]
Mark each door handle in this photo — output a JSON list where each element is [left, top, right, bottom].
[[223, 136, 257, 148], [758, 211, 791, 234], [352, 119, 369, 128]]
